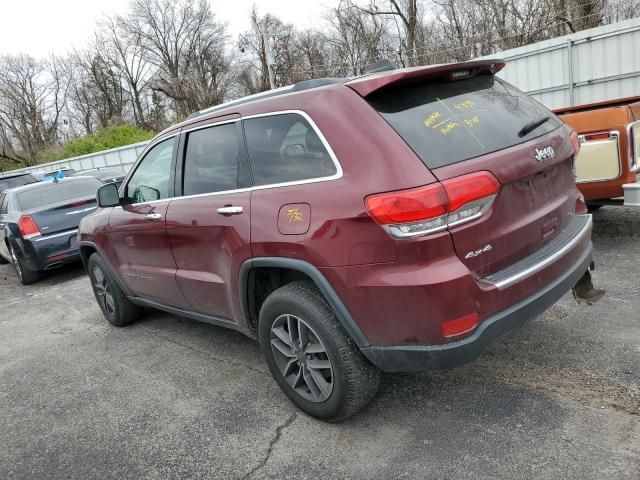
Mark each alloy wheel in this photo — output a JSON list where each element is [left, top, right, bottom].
[[270, 314, 334, 402], [92, 266, 115, 316]]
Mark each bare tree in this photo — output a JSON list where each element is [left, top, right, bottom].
[[238, 6, 301, 92], [295, 29, 332, 80], [323, 0, 391, 76], [0, 54, 69, 166], [98, 16, 154, 128], [128, 0, 230, 118], [71, 48, 126, 129], [357, 0, 422, 66], [603, 0, 639, 23]]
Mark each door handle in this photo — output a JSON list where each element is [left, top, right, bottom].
[[144, 213, 163, 222], [217, 206, 244, 216]]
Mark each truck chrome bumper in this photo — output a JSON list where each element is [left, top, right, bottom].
[[623, 183, 640, 206]]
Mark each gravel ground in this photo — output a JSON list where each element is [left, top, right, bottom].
[[0, 205, 639, 480]]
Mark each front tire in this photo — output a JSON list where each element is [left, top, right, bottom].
[[10, 245, 39, 285], [87, 253, 142, 326], [259, 281, 381, 422]]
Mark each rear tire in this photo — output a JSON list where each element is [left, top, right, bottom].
[[87, 253, 142, 326], [259, 281, 381, 422], [10, 245, 39, 285]]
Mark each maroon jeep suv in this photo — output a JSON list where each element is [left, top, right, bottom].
[[79, 60, 593, 422]]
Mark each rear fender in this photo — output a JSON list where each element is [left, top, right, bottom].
[[239, 257, 370, 347]]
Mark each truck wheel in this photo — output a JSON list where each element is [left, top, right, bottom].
[[87, 253, 142, 326], [10, 245, 39, 285], [259, 281, 381, 422]]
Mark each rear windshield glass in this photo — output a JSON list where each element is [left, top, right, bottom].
[[367, 75, 562, 169], [0, 174, 37, 192], [17, 178, 101, 211]]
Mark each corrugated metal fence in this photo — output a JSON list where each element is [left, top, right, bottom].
[[8, 141, 150, 177], [481, 17, 640, 110]]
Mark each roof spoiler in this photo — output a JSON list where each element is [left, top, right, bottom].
[[346, 59, 505, 97]]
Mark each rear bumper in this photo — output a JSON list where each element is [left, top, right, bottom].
[[18, 230, 80, 271], [360, 241, 593, 372]]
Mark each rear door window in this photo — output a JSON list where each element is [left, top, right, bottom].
[[367, 75, 562, 169], [182, 123, 239, 195], [243, 113, 337, 186]]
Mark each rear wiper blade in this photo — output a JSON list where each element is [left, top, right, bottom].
[[518, 116, 550, 137]]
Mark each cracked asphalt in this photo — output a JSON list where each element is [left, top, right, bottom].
[[1, 205, 639, 480]]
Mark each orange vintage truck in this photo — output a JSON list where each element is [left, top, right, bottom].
[[554, 96, 640, 208]]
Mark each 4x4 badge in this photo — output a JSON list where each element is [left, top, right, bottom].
[[465, 244, 493, 259], [534, 146, 554, 161]]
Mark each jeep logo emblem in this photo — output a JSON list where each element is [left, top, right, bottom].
[[534, 146, 554, 162]]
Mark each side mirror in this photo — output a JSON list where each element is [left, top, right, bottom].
[[97, 183, 121, 208]]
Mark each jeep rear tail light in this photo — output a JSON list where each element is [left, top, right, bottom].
[[365, 171, 500, 238], [18, 215, 40, 239], [365, 183, 449, 237], [442, 172, 500, 226]]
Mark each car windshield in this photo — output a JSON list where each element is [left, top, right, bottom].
[[366, 74, 562, 169], [16, 178, 101, 211]]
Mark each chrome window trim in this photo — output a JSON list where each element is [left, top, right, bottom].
[[181, 118, 238, 134], [122, 110, 344, 207], [627, 120, 640, 172], [481, 214, 592, 289]]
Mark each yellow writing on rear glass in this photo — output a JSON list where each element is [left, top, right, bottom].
[[440, 122, 459, 135], [454, 99, 475, 110], [464, 116, 480, 127], [424, 111, 442, 127]]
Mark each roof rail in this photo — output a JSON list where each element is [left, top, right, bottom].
[[292, 77, 345, 91], [186, 77, 347, 121], [193, 85, 296, 118], [365, 59, 397, 73]]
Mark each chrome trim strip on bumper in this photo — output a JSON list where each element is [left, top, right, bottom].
[[34, 229, 79, 242], [481, 214, 592, 289]]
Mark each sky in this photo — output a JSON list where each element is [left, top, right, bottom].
[[0, 0, 341, 57]]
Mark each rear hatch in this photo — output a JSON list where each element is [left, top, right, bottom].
[[358, 63, 577, 277], [17, 178, 101, 236]]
